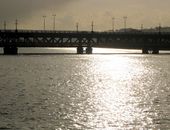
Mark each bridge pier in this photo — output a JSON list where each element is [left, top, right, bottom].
[[142, 48, 159, 54], [142, 48, 149, 54], [77, 46, 93, 54], [86, 47, 93, 54], [77, 46, 84, 54], [4, 46, 18, 55], [152, 48, 159, 54]]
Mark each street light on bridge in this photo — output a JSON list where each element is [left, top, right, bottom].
[[43, 15, 46, 30], [76, 22, 79, 32], [15, 19, 18, 31], [4, 21, 6, 30], [141, 24, 143, 31], [123, 16, 127, 32], [112, 17, 115, 32], [91, 21, 94, 32], [52, 14, 56, 31], [158, 23, 161, 34]]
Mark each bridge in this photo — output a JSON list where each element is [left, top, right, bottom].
[[0, 29, 170, 54]]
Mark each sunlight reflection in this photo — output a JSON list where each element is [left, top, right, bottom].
[[45, 54, 159, 129], [86, 55, 155, 129], [93, 48, 140, 54]]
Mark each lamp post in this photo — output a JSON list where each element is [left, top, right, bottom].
[[15, 19, 18, 31], [112, 17, 115, 32], [123, 16, 127, 32], [76, 22, 79, 32], [158, 23, 161, 34], [52, 14, 56, 30], [43, 15, 46, 30], [4, 21, 6, 30], [141, 24, 143, 31], [91, 21, 94, 32]]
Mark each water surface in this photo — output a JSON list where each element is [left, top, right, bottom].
[[0, 53, 170, 130]]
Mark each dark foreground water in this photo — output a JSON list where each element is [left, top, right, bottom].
[[0, 51, 170, 130]]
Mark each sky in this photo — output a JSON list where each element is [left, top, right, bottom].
[[0, 0, 170, 31]]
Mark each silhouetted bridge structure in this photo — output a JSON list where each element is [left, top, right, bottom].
[[1, 29, 170, 54]]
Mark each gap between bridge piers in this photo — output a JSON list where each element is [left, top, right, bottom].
[[2, 46, 93, 55], [2, 46, 160, 55]]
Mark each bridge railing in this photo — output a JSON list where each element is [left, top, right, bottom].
[[1, 29, 170, 35], [0, 29, 93, 34]]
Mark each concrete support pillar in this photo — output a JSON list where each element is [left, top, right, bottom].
[[77, 46, 84, 54], [152, 48, 159, 54], [4, 46, 18, 55], [142, 48, 159, 54], [86, 47, 93, 54], [142, 48, 148, 54]]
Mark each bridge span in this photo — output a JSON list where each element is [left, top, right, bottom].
[[0, 29, 170, 54]]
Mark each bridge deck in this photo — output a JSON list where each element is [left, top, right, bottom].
[[0, 29, 170, 54]]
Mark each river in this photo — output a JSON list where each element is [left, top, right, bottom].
[[0, 48, 170, 130]]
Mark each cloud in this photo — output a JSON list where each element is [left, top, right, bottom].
[[0, 0, 74, 21], [0, 0, 170, 30]]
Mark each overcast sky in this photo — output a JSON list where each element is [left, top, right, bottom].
[[0, 0, 170, 30]]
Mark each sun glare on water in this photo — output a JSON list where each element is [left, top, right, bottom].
[[82, 55, 156, 129]]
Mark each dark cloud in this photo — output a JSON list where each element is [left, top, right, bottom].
[[0, 0, 170, 30], [0, 0, 73, 21]]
